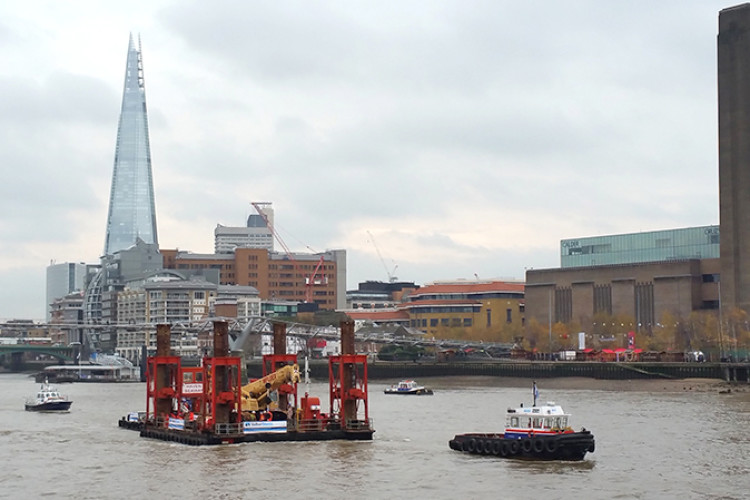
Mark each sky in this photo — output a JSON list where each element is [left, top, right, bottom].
[[0, 1, 733, 320]]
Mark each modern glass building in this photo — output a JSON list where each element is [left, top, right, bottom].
[[560, 226, 720, 268], [85, 36, 159, 353], [104, 34, 158, 256], [45, 262, 90, 320]]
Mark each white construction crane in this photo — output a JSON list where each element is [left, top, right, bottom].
[[367, 230, 398, 283]]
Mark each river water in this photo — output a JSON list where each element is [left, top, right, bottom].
[[1, 372, 749, 500]]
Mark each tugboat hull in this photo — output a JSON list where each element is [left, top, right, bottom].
[[448, 431, 595, 461]]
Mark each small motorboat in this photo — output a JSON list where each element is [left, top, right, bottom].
[[448, 382, 594, 461], [25, 380, 73, 412], [384, 380, 434, 395]]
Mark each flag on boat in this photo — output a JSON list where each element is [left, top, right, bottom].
[[533, 381, 539, 400]]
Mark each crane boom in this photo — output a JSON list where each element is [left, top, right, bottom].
[[251, 202, 325, 303], [367, 230, 397, 283]]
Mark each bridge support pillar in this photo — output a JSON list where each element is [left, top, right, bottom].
[[10, 352, 24, 372]]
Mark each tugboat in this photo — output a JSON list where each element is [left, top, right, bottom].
[[448, 382, 594, 461], [25, 379, 73, 412], [384, 380, 434, 395]]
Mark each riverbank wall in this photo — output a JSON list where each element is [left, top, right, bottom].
[[248, 360, 750, 383]]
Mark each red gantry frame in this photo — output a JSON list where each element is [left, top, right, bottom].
[[328, 354, 370, 430], [146, 355, 182, 424], [201, 356, 243, 429]]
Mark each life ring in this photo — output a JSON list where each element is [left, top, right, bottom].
[[532, 438, 545, 453], [508, 440, 520, 455], [545, 439, 558, 453], [464, 438, 477, 453], [521, 438, 533, 453]]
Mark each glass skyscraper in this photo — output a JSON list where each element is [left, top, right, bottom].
[[104, 34, 158, 255]]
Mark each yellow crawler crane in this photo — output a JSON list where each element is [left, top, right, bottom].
[[241, 364, 300, 413]]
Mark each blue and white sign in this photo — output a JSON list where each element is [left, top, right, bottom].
[[168, 417, 185, 430], [243, 420, 287, 434]]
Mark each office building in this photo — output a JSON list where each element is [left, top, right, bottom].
[[45, 262, 91, 321], [83, 35, 161, 352], [561, 226, 719, 268], [161, 247, 346, 310], [214, 204, 274, 254]]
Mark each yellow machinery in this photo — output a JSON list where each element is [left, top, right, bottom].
[[241, 364, 300, 413]]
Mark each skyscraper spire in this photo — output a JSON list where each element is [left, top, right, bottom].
[[104, 34, 159, 255]]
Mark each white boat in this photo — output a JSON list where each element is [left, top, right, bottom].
[[25, 380, 73, 412], [384, 380, 434, 395]]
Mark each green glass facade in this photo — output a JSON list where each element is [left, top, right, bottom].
[[561, 226, 719, 268]]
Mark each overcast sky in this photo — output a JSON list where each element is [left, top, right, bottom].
[[0, 1, 732, 320]]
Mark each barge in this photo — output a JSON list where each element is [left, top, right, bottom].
[[119, 320, 374, 445], [449, 382, 594, 461]]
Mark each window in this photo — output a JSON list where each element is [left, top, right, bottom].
[[463, 318, 472, 327], [506, 308, 512, 323]]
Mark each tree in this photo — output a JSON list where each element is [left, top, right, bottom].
[[551, 322, 570, 350], [523, 318, 546, 351]]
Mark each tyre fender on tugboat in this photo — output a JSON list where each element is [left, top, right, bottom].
[[545, 439, 558, 453], [521, 438, 533, 453], [532, 438, 545, 453], [508, 439, 520, 455], [476, 440, 485, 454], [483, 440, 493, 454], [492, 440, 502, 456], [464, 438, 477, 453], [499, 440, 509, 457]]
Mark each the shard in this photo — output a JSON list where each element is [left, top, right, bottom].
[[104, 34, 158, 255]]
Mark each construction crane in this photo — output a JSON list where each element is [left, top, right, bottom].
[[367, 230, 398, 283], [251, 202, 325, 303]]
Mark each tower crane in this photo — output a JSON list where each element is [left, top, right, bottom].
[[251, 202, 325, 303], [367, 230, 398, 283]]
